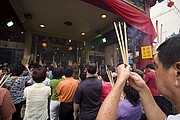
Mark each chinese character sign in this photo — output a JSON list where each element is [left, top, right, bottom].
[[141, 45, 153, 59]]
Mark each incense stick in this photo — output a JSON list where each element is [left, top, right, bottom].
[[105, 65, 114, 87], [156, 20, 159, 43], [118, 22, 126, 63], [114, 22, 129, 65], [124, 22, 129, 65], [160, 24, 163, 44], [114, 22, 125, 63], [0, 73, 7, 85], [0, 73, 11, 87]]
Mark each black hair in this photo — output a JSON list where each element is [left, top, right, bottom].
[[132, 69, 145, 79], [80, 70, 86, 81], [10, 64, 25, 76], [145, 64, 155, 70], [52, 67, 64, 79], [32, 67, 46, 83], [101, 69, 110, 82], [157, 37, 180, 69], [86, 61, 97, 74], [123, 84, 140, 106], [64, 65, 73, 77]]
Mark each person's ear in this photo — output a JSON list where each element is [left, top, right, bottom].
[[174, 62, 180, 87]]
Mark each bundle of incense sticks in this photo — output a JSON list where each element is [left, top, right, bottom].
[[0, 73, 7, 86], [114, 22, 129, 65], [0, 73, 11, 87], [105, 65, 114, 87]]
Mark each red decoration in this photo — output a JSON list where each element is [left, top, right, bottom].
[[103, 0, 157, 42], [167, 1, 174, 7]]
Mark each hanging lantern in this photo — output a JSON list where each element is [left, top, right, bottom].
[[69, 47, 73, 51], [42, 42, 47, 47], [167, 1, 174, 7]]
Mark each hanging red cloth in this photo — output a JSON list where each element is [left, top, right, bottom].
[[103, 0, 156, 42]]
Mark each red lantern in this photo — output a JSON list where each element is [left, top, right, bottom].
[[167, 1, 174, 7]]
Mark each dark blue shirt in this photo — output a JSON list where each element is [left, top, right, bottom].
[[73, 76, 102, 120]]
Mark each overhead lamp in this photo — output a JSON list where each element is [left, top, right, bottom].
[[69, 39, 72, 42], [102, 38, 106, 43], [101, 14, 107, 19], [81, 32, 85, 36], [7, 21, 14, 27], [40, 24, 45, 28]]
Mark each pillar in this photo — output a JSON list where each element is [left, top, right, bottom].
[[23, 32, 32, 56], [139, 35, 153, 68]]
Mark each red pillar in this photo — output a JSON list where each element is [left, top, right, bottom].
[[139, 35, 153, 68]]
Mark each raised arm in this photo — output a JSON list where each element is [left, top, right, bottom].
[[129, 72, 166, 120], [96, 64, 130, 120]]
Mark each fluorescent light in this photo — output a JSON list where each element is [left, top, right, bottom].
[[7, 21, 14, 27], [102, 38, 106, 43], [101, 14, 107, 19], [40, 24, 45, 28]]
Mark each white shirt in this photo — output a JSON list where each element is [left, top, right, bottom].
[[24, 83, 51, 120], [166, 114, 180, 120]]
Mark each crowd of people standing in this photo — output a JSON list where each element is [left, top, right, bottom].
[[0, 37, 179, 120]]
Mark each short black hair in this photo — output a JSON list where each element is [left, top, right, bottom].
[[86, 61, 97, 74], [52, 67, 64, 79], [145, 64, 155, 70], [157, 36, 180, 69], [10, 64, 25, 76], [64, 65, 73, 77], [32, 67, 46, 83]]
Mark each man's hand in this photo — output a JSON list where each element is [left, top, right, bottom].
[[129, 72, 147, 92], [116, 64, 131, 85]]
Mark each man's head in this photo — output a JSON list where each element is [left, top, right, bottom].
[[52, 67, 64, 79], [145, 64, 155, 72], [64, 65, 73, 77], [86, 61, 97, 75], [154, 37, 180, 103]]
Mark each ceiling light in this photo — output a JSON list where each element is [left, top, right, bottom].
[[7, 21, 14, 27], [102, 38, 106, 43], [101, 14, 107, 19], [69, 39, 72, 42], [40, 24, 45, 28], [81, 32, 85, 36]]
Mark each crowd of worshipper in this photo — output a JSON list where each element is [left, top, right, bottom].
[[0, 38, 179, 120]]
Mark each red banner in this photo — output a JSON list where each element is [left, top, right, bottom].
[[103, 0, 156, 42]]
